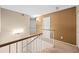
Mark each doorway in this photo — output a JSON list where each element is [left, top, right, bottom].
[[42, 16, 50, 39]]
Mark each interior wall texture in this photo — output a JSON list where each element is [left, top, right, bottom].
[[0, 8, 30, 43], [36, 7, 76, 45], [0, 8, 1, 32], [36, 16, 42, 33], [76, 6, 79, 48]]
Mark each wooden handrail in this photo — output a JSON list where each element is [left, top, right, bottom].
[[0, 33, 42, 48]]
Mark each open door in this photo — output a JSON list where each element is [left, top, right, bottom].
[[42, 16, 50, 39]]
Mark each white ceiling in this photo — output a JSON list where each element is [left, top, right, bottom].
[[0, 5, 74, 17]]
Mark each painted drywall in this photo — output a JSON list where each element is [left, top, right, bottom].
[[0, 8, 30, 53], [36, 7, 76, 45], [50, 7, 76, 45], [0, 8, 1, 32], [76, 6, 79, 48], [1, 5, 74, 16], [36, 16, 42, 33]]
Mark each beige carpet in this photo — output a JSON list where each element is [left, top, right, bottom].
[[42, 39, 79, 53]]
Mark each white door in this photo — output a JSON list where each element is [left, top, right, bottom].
[[42, 16, 50, 39]]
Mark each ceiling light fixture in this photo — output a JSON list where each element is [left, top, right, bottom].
[[31, 15, 40, 18]]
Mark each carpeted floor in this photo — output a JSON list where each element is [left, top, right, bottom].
[[42, 39, 79, 53]]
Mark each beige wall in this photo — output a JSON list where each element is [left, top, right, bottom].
[[76, 6, 79, 48], [0, 8, 1, 32], [0, 8, 31, 53], [36, 16, 42, 33], [0, 8, 30, 44], [36, 7, 76, 45]]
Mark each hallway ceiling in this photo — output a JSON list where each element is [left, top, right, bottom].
[[1, 5, 74, 17]]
